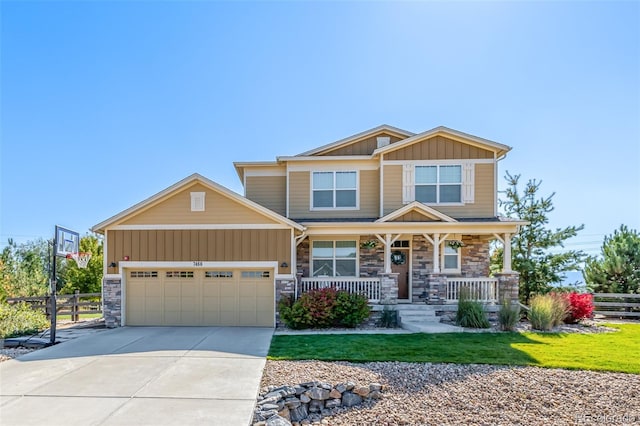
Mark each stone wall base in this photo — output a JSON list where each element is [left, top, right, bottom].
[[103, 277, 122, 328]]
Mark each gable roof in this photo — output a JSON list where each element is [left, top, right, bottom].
[[376, 202, 457, 223], [297, 124, 415, 157], [374, 126, 511, 158], [92, 173, 304, 233]]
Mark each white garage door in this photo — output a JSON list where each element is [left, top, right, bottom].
[[125, 269, 274, 327]]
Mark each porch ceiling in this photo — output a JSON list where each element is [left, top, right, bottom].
[[300, 219, 527, 236]]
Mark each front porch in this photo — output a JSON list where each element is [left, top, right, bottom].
[[295, 233, 519, 306]]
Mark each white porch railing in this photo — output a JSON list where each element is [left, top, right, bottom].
[[300, 277, 381, 302], [446, 277, 498, 304]]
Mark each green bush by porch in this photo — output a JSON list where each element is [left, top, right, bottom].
[[269, 324, 640, 374]]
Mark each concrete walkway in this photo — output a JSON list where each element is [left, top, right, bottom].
[[0, 326, 273, 426]]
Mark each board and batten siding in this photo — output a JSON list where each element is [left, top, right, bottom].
[[289, 170, 379, 219], [383, 163, 495, 218], [122, 183, 277, 225], [393, 211, 440, 222], [106, 229, 291, 275], [385, 136, 494, 161], [245, 176, 286, 216], [319, 133, 405, 156]]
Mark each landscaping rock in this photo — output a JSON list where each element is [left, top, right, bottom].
[[265, 415, 292, 426], [329, 388, 342, 399], [341, 392, 363, 407], [308, 387, 330, 400], [254, 379, 383, 424], [354, 386, 370, 398]]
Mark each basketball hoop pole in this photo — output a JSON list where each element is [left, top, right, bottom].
[[50, 226, 59, 345]]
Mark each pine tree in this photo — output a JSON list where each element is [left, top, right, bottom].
[[492, 172, 586, 304], [584, 225, 640, 294]]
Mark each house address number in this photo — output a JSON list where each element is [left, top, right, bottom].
[[193, 261, 203, 267]]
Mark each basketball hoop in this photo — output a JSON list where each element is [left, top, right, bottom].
[[66, 252, 92, 269]]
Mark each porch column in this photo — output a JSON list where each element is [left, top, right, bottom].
[[432, 233, 441, 273], [503, 233, 512, 273], [384, 233, 391, 273]]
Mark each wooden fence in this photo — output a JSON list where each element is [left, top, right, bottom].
[[593, 293, 640, 318], [6, 291, 102, 322]]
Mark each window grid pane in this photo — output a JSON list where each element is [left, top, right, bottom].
[[440, 185, 461, 203], [415, 166, 437, 184], [313, 172, 334, 189], [336, 190, 356, 207], [440, 165, 462, 183], [336, 172, 356, 189]]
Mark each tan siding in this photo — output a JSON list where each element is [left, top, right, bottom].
[[245, 176, 286, 216], [321, 133, 405, 156], [383, 163, 494, 218], [122, 183, 277, 225], [385, 136, 494, 161], [383, 165, 403, 215], [288, 170, 379, 219], [108, 229, 291, 275], [436, 163, 495, 218]]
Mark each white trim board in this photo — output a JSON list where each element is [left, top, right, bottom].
[[107, 223, 294, 231]]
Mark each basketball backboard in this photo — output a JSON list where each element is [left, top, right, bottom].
[[55, 226, 80, 258]]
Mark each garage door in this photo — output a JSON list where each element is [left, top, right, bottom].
[[125, 269, 274, 327]]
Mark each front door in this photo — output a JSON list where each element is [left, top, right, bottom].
[[391, 248, 410, 300]]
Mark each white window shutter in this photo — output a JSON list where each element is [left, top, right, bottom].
[[462, 162, 474, 204], [402, 163, 414, 204]]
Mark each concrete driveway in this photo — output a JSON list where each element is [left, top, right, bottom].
[[0, 326, 274, 426]]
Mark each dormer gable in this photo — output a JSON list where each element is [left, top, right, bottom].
[[297, 125, 414, 157], [376, 202, 457, 223]]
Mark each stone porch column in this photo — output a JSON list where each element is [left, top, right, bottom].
[[495, 272, 520, 304], [426, 274, 447, 305], [379, 272, 399, 305]]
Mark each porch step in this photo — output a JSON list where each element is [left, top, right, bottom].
[[397, 305, 439, 329]]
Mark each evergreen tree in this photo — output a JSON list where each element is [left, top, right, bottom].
[[584, 225, 640, 294], [492, 172, 586, 303]]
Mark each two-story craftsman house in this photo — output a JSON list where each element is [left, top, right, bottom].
[[94, 125, 524, 328]]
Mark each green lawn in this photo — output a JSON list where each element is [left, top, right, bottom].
[[56, 313, 103, 321], [268, 324, 640, 374]]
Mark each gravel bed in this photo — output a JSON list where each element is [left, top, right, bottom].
[[262, 361, 640, 425], [0, 348, 36, 362]]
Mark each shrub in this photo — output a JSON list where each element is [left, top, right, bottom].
[[378, 306, 398, 328], [529, 293, 570, 331], [565, 292, 594, 323], [333, 291, 370, 328], [455, 288, 490, 329], [497, 301, 520, 331], [278, 289, 370, 329], [0, 302, 49, 338]]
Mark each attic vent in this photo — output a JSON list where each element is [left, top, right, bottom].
[[377, 136, 391, 149], [190, 192, 205, 212]]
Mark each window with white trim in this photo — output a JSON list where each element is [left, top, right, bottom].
[[442, 243, 461, 272], [403, 163, 474, 205], [312, 171, 357, 209], [415, 165, 462, 203], [312, 240, 357, 277]]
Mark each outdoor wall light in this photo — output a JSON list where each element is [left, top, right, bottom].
[[108, 262, 117, 268], [280, 262, 289, 268]]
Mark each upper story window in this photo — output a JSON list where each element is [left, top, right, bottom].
[[415, 165, 462, 203], [312, 171, 357, 209], [403, 163, 472, 205]]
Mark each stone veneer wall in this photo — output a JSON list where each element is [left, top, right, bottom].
[[359, 235, 384, 278], [296, 239, 310, 278], [460, 235, 492, 277], [411, 235, 433, 303], [103, 277, 122, 328]]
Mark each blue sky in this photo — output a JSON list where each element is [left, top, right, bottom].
[[1, 1, 639, 258]]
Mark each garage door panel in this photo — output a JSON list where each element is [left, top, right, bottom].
[[126, 268, 274, 327]]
